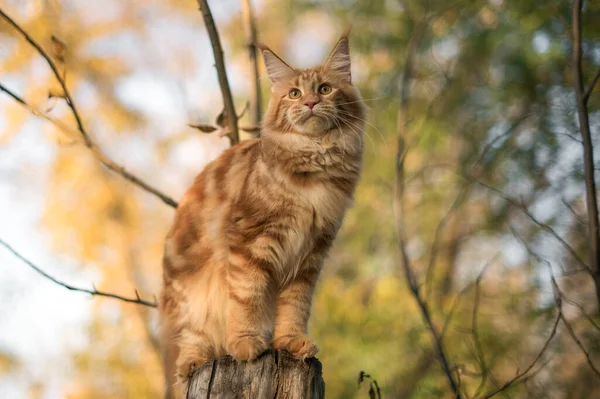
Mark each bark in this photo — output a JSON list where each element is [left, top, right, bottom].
[[187, 350, 324, 398]]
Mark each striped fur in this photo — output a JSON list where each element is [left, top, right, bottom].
[[159, 31, 365, 398]]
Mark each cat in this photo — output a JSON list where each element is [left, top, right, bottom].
[[159, 29, 366, 398]]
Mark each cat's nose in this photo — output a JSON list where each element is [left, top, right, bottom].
[[304, 101, 319, 110]]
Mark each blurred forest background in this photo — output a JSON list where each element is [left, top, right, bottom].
[[1, 0, 600, 398]]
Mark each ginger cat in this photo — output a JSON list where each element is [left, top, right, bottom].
[[159, 30, 365, 398]]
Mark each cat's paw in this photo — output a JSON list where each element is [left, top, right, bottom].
[[227, 335, 268, 362], [273, 334, 319, 360], [176, 357, 204, 380]]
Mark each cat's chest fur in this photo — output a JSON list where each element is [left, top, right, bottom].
[[270, 140, 356, 232], [297, 177, 349, 232], [271, 181, 347, 284]]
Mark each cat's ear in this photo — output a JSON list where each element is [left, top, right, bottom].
[[324, 28, 352, 83], [259, 44, 295, 85]]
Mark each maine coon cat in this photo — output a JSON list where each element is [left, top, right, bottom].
[[159, 30, 366, 397]]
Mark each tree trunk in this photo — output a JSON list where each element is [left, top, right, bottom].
[[187, 350, 325, 398]]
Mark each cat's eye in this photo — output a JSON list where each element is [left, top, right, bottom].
[[289, 88, 301, 99], [318, 84, 332, 95]]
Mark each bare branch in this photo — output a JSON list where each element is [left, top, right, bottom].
[[572, 0, 600, 309], [196, 0, 239, 144], [584, 67, 600, 104], [471, 261, 495, 398], [0, 9, 178, 208], [241, 0, 262, 127], [0, 81, 179, 208], [0, 9, 85, 133], [499, 226, 600, 396], [562, 295, 600, 333], [472, 179, 589, 273], [394, 9, 462, 398], [0, 82, 87, 139], [0, 238, 157, 308], [560, 312, 600, 380], [440, 255, 497, 343], [548, 263, 600, 380], [440, 282, 475, 342], [424, 113, 532, 299], [0, 81, 27, 107], [476, 308, 560, 399]]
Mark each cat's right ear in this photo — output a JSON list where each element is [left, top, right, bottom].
[[259, 44, 295, 86]]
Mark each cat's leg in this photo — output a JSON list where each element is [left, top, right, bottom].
[[272, 263, 321, 359], [225, 249, 275, 361], [173, 328, 213, 398]]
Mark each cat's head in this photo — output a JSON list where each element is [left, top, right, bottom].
[[260, 30, 364, 138]]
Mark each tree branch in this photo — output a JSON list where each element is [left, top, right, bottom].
[[196, 0, 239, 144], [470, 259, 502, 398], [424, 114, 532, 299], [476, 306, 560, 399], [505, 224, 600, 391], [572, 0, 600, 310], [0, 8, 85, 134], [0, 8, 178, 208], [241, 0, 262, 127], [584, 67, 600, 104], [472, 179, 589, 273], [0, 238, 157, 308], [394, 9, 462, 398], [560, 311, 600, 380]]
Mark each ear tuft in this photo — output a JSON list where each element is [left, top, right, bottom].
[[324, 28, 352, 83], [259, 44, 295, 84]]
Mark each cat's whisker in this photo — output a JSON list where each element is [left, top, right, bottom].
[[335, 114, 374, 150], [340, 118, 373, 152], [334, 96, 388, 106], [337, 110, 385, 141], [329, 116, 349, 164]]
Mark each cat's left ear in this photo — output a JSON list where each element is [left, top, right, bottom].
[[324, 27, 352, 83]]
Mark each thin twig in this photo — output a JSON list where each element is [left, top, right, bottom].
[[502, 226, 600, 396], [584, 67, 600, 104], [241, 0, 262, 127], [472, 179, 589, 273], [476, 308, 561, 399], [0, 9, 178, 208], [394, 8, 462, 398], [0, 8, 85, 134], [0, 82, 84, 139], [440, 282, 475, 342], [0, 238, 157, 308], [471, 260, 495, 398], [561, 295, 600, 333], [536, 243, 600, 380], [0, 82, 27, 106], [440, 255, 497, 343], [424, 112, 531, 299], [572, 0, 600, 309], [560, 313, 600, 380], [196, 0, 239, 144]]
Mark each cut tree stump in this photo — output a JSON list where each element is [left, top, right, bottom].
[[187, 350, 325, 398]]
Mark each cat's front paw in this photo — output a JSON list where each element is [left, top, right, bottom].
[[273, 334, 319, 360], [227, 334, 268, 361]]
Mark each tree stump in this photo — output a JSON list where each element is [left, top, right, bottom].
[[187, 350, 325, 398]]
